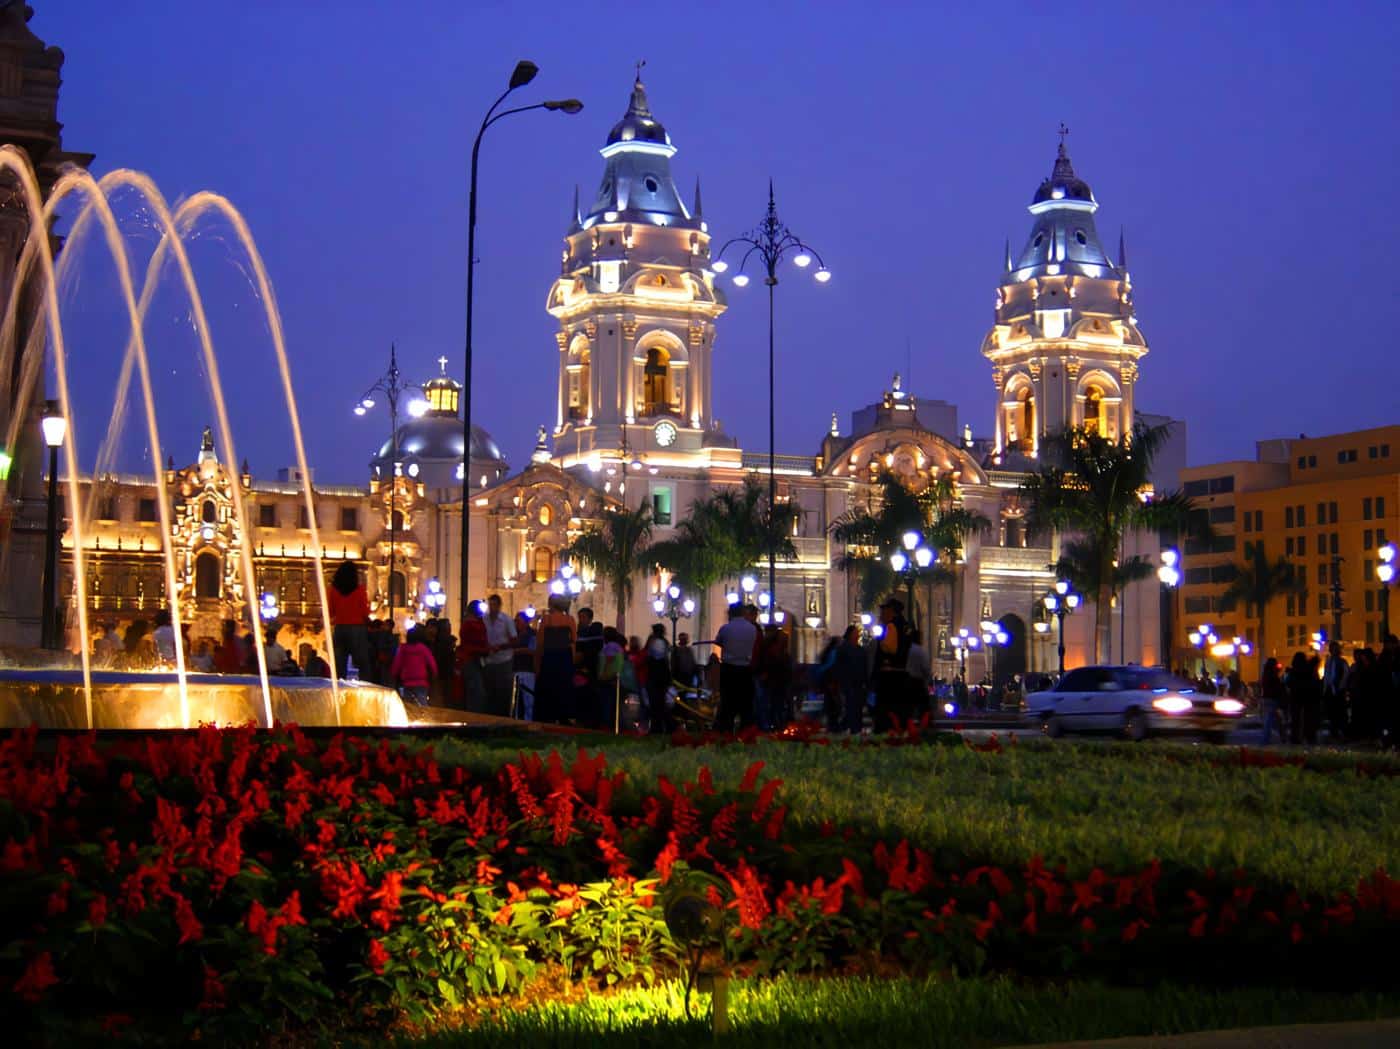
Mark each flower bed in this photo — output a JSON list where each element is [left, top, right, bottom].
[[1, 726, 1398, 1043]]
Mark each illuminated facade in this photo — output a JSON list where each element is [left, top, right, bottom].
[[1180, 426, 1400, 675], [981, 136, 1147, 455]]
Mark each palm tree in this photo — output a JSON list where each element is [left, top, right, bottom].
[[563, 503, 655, 631], [831, 472, 987, 630], [1218, 539, 1306, 659], [1019, 422, 1194, 663], [648, 480, 798, 623]]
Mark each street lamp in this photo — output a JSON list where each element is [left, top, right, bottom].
[[950, 626, 981, 684], [714, 182, 829, 610], [1158, 547, 1181, 671], [888, 529, 935, 630], [1042, 580, 1081, 677], [652, 583, 696, 647], [1377, 543, 1396, 639], [548, 561, 585, 604], [40, 400, 66, 650], [422, 577, 448, 616], [981, 618, 1010, 686], [460, 63, 583, 624], [356, 345, 426, 616], [1187, 622, 1219, 678]]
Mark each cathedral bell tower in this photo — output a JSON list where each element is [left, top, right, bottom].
[[981, 132, 1147, 455], [546, 72, 726, 470]]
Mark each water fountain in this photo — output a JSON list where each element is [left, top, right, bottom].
[[0, 146, 408, 730]]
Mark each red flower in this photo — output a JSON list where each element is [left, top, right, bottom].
[[13, 951, 58, 1003]]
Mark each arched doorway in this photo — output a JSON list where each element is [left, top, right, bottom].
[[998, 613, 1028, 689], [195, 551, 222, 599]]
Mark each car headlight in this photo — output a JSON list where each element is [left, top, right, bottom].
[[1213, 698, 1245, 715], [1152, 696, 1193, 714]]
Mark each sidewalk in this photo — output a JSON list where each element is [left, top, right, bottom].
[[1006, 1019, 1400, 1048]]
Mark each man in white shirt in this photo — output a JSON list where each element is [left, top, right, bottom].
[[482, 594, 518, 716], [714, 603, 759, 731]]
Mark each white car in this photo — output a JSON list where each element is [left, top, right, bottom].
[[1024, 666, 1246, 742]]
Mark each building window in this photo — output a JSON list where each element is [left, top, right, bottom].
[[259, 503, 277, 527], [195, 551, 222, 599], [642, 346, 674, 416], [340, 507, 358, 532], [138, 498, 158, 523], [651, 486, 672, 526], [533, 546, 553, 583]]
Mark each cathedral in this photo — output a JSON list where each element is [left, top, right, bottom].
[[52, 72, 1173, 679]]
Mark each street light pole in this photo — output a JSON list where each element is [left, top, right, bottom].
[[40, 401, 66, 650], [713, 183, 830, 613], [459, 62, 583, 625]]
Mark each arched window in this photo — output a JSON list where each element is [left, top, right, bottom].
[[194, 551, 222, 599], [568, 346, 591, 420], [533, 546, 553, 583], [642, 346, 672, 416], [201, 500, 217, 524], [1084, 385, 1105, 436]]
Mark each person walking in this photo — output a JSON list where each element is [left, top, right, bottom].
[[1259, 656, 1285, 744], [390, 626, 437, 707], [643, 623, 673, 734], [833, 625, 869, 735], [1322, 640, 1349, 742], [328, 562, 372, 680], [714, 602, 759, 732], [872, 598, 911, 733], [533, 595, 577, 724]]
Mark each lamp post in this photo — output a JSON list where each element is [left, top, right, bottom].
[[1187, 622, 1219, 678], [39, 400, 66, 650], [459, 62, 583, 624], [1158, 547, 1181, 672], [950, 627, 981, 684], [980, 619, 1010, 687], [1377, 543, 1396, 639], [889, 529, 935, 632], [652, 583, 696, 647], [548, 561, 584, 605], [1041, 580, 1081, 677], [356, 345, 425, 617], [713, 183, 829, 610]]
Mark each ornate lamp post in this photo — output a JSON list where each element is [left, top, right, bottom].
[[713, 183, 830, 609], [40, 400, 66, 650], [1158, 547, 1181, 672], [355, 345, 425, 616], [889, 529, 935, 631], [652, 583, 696, 647], [950, 627, 981, 684], [460, 63, 583, 624], [548, 561, 584, 605], [1187, 622, 1219, 678], [1377, 542, 1396, 639], [1042, 580, 1081, 677]]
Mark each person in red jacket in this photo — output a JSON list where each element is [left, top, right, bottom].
[[328, 561, 372, 680], [390, 626, 438, 707]]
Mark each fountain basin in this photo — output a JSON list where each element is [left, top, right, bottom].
[[0, 669, 408, 729]]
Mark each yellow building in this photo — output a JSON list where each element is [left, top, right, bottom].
[[1179, 426, 1399, 675]]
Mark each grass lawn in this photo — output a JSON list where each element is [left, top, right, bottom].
[[432, 735, 1400, 896], [378, 974, 1400, 1048]]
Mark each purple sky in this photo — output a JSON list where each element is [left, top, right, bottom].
[[36, 1, 1400, 486]]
